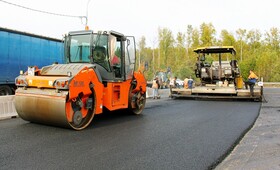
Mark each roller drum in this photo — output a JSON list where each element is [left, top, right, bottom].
[[15, 88, 69, 128], [15, 87, 95, 130]]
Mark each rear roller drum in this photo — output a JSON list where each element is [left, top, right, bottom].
[[73, 111, 83, 126], [67, 93, 95, 130], [128, 88, 146, 115]]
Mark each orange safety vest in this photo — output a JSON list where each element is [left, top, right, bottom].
[[248, 71, 258, 79]]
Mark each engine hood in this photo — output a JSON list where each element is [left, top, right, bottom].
[[40, 64, 96, 76]]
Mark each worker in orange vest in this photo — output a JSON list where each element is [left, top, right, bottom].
[[244, 70, 258, 96]]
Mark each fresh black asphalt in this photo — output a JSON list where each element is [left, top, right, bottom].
[[0, 97, 260, 170]]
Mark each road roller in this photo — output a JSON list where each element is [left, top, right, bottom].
[[14, 30, 147, 130]]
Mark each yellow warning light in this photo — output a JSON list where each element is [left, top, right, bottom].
[[85, 25, 89, 30]]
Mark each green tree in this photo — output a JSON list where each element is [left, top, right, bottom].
[[136, 36, 146, 70], [158, 27, 174, 70], [173, 32, 193, 78], [200, 22, 216, 46], [186, 25, 193, 59], [220, 29, 236, 46], [236, 29, 247, 61], [140, 23, 280, 82], [265, 27, 280, 53], [191, 28, 200, 48], [175, 32, 186, 62], [246, 29, 262, 53]]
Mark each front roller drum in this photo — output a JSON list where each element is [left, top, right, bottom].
[[15, 89, 95, 130]]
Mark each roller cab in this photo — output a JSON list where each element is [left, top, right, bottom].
[[15, 30, 146, 130]]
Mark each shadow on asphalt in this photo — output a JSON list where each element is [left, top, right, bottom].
[[87, 109, 144, 130]]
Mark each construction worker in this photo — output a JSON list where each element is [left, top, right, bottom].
[[188, 76, 193, 89], [152, 77, 160, 99], [244, 70, 258, 96], [184, 77, 189, 89]]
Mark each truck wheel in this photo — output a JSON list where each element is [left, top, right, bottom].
[[0, 86, 13, 96]]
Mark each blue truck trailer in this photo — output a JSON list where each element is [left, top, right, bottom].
[[0, 27, 64, 95]]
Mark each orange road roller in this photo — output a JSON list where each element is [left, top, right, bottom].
[[14, 30, 147, 130]]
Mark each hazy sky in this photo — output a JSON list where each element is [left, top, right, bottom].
[[1, 0, 279, 46]]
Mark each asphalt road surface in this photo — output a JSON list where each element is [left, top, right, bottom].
[[0, 96, 260, 170]]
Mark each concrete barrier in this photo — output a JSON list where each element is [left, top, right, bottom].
[[263, 82, 280, 88], [0, 95, 17, 120], [146, 88, 170, 99], [146, 88, 153, 98]]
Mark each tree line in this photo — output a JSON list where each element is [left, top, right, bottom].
[[136, 23, 280, 82]]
